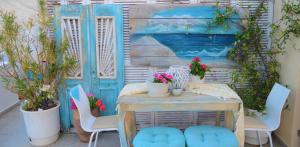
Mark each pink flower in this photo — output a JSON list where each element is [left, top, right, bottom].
[[70, 98, 77, 110], [201, 64, 207, 70], [166, 74, 173, 80], [162, 78, 168, 84], [157, 75, 163, 80], [193, 57, 200, 63], [153, 73, 159, 78], [87, 93, 94, 97]]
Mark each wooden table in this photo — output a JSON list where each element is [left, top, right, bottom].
[[117, 91, 242, 147]]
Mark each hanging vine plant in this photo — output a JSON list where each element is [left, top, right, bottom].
[[208, 3, 237, 29], [271, 0, 300, 51], [226, 0, 300, 112], [227, 2, 274, 112]]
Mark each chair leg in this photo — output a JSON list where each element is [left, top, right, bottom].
[[266, 131, 273, 147], [94, 132, 100, 147], [256, 131, 262, 147], [89, 132, 96, 147]]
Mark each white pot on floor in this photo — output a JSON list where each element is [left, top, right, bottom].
[[245, 131, 268, 145], [21, 102, 60, 146], [245, 109, 268, 145]]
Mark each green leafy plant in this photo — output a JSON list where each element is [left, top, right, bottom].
[[271, 0, 300, 51], [227, 2, 280, 112], [0, 0, 76, 111], [209, 3, 237, 29], [189, 57, 208, 80]]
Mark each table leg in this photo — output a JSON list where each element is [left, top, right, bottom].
[[118, 113, 128, 147], [224, 111, 234, 130], [215, 112, 221, 126], [118, 111, 136, 147]]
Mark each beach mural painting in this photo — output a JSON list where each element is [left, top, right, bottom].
[[129, 5, 246, 67]]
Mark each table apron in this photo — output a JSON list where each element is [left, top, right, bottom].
[[118, 103, 240, 112]]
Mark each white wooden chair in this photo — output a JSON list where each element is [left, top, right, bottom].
[[244, 83, 290, 147], [70, 85, 118, 147]]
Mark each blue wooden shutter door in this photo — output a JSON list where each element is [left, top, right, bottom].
[[90, 4, 124, 116], [55, 4, 124, 130]]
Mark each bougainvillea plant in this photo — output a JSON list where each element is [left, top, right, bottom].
[[189, 57, 208, 80], [152, 73, 173, 84], [70, 93, 105, 112]]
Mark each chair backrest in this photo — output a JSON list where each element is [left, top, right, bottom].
[[69, 85, 95, 132], [262, 83, 290, 131]]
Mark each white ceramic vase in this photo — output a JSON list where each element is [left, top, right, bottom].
[[190, 75, 205, 83], [147, 81, 169, 97], [21, 102, 60, 146], [167, 65, 190, 89]]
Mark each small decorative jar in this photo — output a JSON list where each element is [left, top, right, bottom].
[[171, 88, 183, 96], [167, 65, 190, 89]]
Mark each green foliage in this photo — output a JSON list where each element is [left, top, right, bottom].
[[209, 3, 237, 29], [189, 57, 208, 80], [271, 0, 300, 50], [0, 0, 76, 111], [227, 2, 279, 112]]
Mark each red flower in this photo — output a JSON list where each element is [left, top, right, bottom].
[[96, 99, 103, 107], [189, 64, 192, 69], [193, 57, 200, 63], [201, 64, 207, 70], [100, 105, 105, 111]]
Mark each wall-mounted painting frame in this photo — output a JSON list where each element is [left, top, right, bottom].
[[129, 4, 247, 67]]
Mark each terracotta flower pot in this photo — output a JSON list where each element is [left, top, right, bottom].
[[73, 109, 99, 142]]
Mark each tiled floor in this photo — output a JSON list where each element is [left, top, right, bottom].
[[0, 84, 19, 114], [0, 106, 286, 147]]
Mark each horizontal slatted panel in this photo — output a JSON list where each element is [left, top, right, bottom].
[[47, 0, 272, 130]]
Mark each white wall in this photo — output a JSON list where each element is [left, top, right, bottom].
[[274, 0, 300, 147], [0, 0, 38, 111], [0, 0, 38, 23]]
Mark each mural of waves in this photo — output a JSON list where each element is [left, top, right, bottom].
[[132, 34, 235, 60], [129, 5, 245, 66]]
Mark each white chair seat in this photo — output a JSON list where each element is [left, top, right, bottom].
[[92, 115, 118, 129], [245, 116, 267, 130]]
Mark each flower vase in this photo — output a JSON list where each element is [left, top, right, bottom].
[[73, 109, 99, 142], [190, 75, 205, 84], [147, 81, 169, 97], [167, 65, 190, 89]]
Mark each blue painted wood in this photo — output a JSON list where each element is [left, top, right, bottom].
[[90, 4, 124, 116], [55, 4, 124, 130]]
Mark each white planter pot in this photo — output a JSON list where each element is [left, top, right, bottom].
[[21, 102, 60, 146], [190, 75, 205, 83], [245, 131, 268, 145], [147, 81, 169, 97], [245, 109, 268, 145]]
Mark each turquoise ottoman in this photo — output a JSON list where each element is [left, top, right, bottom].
[[184, 125, 238, 147], [133, 127, 185, 147]]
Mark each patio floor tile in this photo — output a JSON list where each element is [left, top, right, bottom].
[[0, 106, 286, 147]]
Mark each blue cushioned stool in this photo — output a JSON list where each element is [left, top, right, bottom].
[[184, 125, 238, 147], [133, 127, 185, 147]]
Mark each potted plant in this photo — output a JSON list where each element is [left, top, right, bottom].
[[189, 57, 208, 83], [70, 93, 105, 142], [147, 72, 173, 97], [0, 0, 75, 146]]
